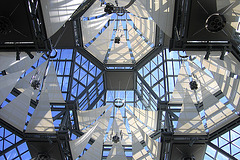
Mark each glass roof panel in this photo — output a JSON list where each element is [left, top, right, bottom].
[[80, 0, 156, 65]]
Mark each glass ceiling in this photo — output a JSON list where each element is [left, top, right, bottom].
[[0, 0, 240, 159], [80, 0, 157, 64], [0, 48, 240, 159]]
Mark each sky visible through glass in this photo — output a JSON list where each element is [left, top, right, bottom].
[[1, 49, 240, 159]]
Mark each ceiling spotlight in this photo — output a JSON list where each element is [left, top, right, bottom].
[[220, 51, 225, 60], [114, 37, 120, 44], [189, 80, 198, 90], [220, 48, 227, 60], [204, 50, 210, 60], [112, 134, 120, 143], [113, 98, 125, 108], [205, 13, 226, 33], [16, 50, 20, 60], [104, 3, 114, 14], [26, 51, 34, 59]]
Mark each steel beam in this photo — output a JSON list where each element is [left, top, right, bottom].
[[75, 71, 105, 102], [66, 49, 77, 101], [87, 89, 106, 110], [207, 142, 238, 160], [71, 0, 96, 21], [134, 89, 149, 109], [0, 140, 25, 156], [136, 72, 161, 102], [135, 46, 164, 70], [209, 117, 240, 141], [76, 47, 105, 70]]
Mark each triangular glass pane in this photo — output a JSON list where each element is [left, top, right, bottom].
[[231, 144, 240, 155], [90, 66, 96, 76], [152, 56, 158, 65], [0, 127, 3, 138], [78, 84, 84, 95], [4, 140, 12, 149], [153, 86, 160, 97], [219, 137, 228, 147], [151, 74, 157, 85], [96, 68, 101, 76], [157, 68, 163, 78], [146, 62, 150, 71], [231, 130, 239, 141], [234, 153, 240, 160], [216, 152, 228, 159], [16, 136, 22, 143], [81, 76, 87, 86], [89, 62, 95, 71], [221, 132, 230, 141], [145, 75, 151, 85], [6, 134, 15, 143], [80, 69, 87, 80], [233, 126, 240, 133], [151, 60, 157, 69], [152, 69, 159, 80], [143, 66, 149, 77], [232, 138, 240, 148], [81, 56, 87, 65], [74, 69, 79, 79], [4, 129, 12, 137], [72, 86, 77, 97], [74, 64, 79, 72], [221, 144, 230, 154], [211, 138, 218, 146], [87, 75, 94, 85], [72, 79, 77, 88], [139, 68, 143, 77], [76, 54, 81, 65], [83, 61, 89, 70]]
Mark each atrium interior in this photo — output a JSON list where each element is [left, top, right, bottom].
[[0, 0, 240, 160]]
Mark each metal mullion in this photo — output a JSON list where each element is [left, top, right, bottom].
[[144, 61, 164, 78], [163, 50, 171, 101], [152, 78, 164, 88], [75, 71, 104, 101], [207, 142, 238, 160], [72, 77, 85, 88], [14, 146, 22, 160], [137, 71, 161, 102], [76, 62, 96, 78], [0, 140, 25, 157]]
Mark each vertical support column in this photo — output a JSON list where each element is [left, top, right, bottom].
[[66, 49, 77, 101]]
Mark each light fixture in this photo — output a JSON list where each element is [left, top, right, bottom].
[[113, 98, 125, 108], [30, 71, 41, 90], [114, 36, 120, 44], [189, 80, 198, 90], [205, 13, 226, 33], [112, 134, 120, 143], [104, 3, 114, 14], [16, 50, 20, 60], [26, 51, 34, 59], [220, 48, 226, 60], [204, 50, 210, 60]]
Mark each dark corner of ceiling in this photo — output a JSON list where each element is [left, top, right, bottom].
[[50, 21, 76, 49], [170, 0, 239, 51], [0, 0, 51, 52]]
